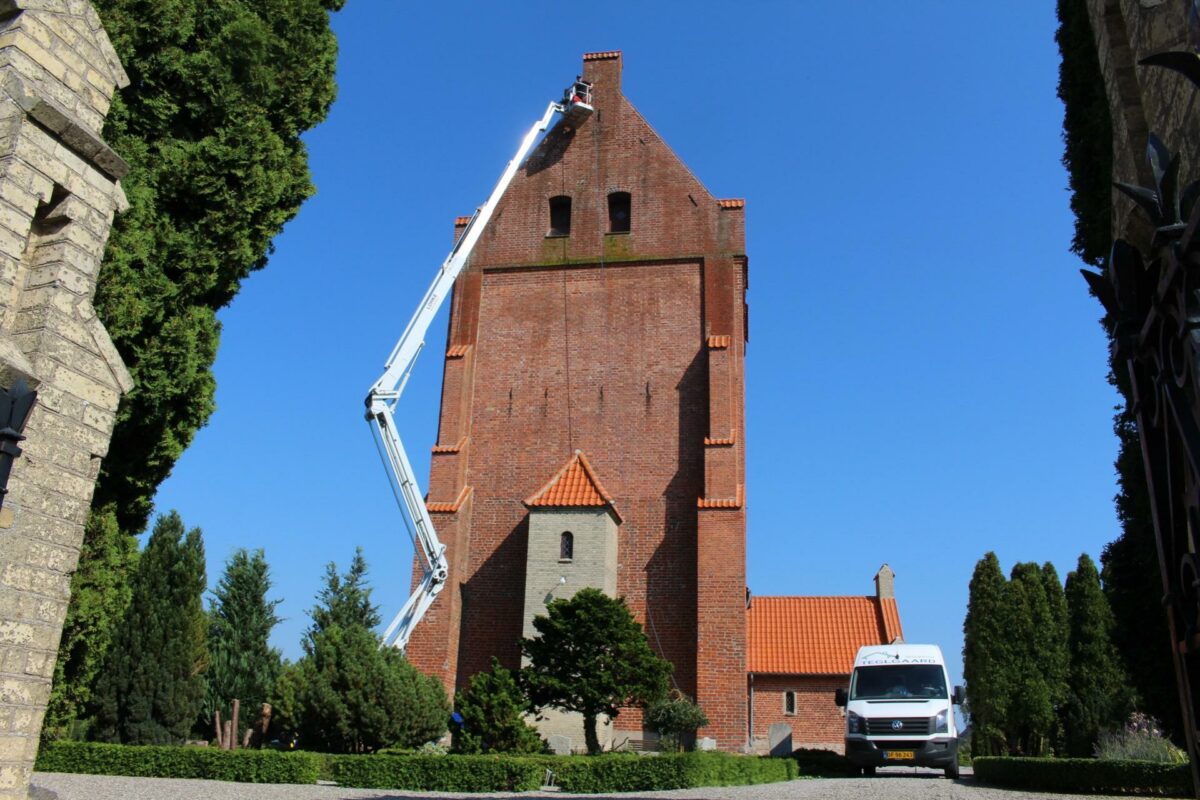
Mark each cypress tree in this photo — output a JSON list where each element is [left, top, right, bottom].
[[1041, 562, 1071, 753], [89, 0, 347, 533], [44, 508, 139, 739], [204, 549, 283, 734], [1006, 563, 1058, 756], [91, 511, 207, 744], [1065, 553, 1134, 756], [962, 552, 1010, 756]]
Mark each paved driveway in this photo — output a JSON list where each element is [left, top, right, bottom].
[[32, 768, 1138, 800]]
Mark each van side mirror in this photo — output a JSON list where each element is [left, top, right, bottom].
[[835, 688, 847, 707], [952, 685, 965, 706]]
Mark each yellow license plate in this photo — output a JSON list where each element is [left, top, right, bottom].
[[884, 750, 915, 760]]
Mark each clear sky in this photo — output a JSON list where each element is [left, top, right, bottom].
[[149, 2, 1120, 692]]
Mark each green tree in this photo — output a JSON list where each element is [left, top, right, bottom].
[[91, 511, 207, 744], [521, 588, 672, 755], [1065, 553, 1135, 756], [272, 625, 448, 753], [645, 694, 709, 752], [203, 549, 283, 736], [1006, 562, 1060, 756], [452, 658, 544, 755], [1040, 561, 1071, 753], [962, 552, 1011, 756], [306, 547, 380, 650], [88, 0, 346, 533], [44, 508, 139, 740]]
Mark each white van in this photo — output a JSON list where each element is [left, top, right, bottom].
[[834, 643, 963, 778]]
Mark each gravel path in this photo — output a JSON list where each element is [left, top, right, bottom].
[[32, 768, 1136, 800]]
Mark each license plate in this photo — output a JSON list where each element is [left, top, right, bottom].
[[884, 750, 915, 760]]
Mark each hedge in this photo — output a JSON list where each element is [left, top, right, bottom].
[[790, 747, 858, 777], [546, 752, 797, 793], [35, 741, 321, 784], [973, 756, 1193, 797], [324, 754, 545, 791]]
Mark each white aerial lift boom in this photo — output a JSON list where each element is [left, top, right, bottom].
[[367, 78, 594, 651]]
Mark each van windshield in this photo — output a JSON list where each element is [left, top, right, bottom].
[[851, 665, 947, 700]]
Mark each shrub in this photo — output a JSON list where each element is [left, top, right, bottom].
[[324, 754, 545, 791], [35, 740, 321, 784], [1096, 713, 1188, 764], [452, 658, 544, 754], [272, 624, 448, 753], [790, 747, 858, 777], [547, 752, 796, 793], [973, 756, 1193, 796], [645, 695, 709, 752]]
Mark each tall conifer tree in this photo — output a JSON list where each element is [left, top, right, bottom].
[[963, 552, 1010, 756], [92, 512, 207, 744], [1041, 562, 1071, 753], [305, 547, 380, 651], [1065, 553, 1134, 756], [204, 549, 283, 733]]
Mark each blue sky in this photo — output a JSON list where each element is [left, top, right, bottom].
[[150, 2, 1119, 691]]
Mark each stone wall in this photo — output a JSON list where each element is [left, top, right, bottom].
[[0, 2, 129, 797]]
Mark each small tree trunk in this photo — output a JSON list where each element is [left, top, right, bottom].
[[214, 710, 224, 748], [583, 713, 601, 755], [223, 719, 233, 751], [230, 700, 240, 750]]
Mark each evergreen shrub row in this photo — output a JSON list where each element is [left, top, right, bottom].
[[790, 747, 858, 777], [35, 741, 321, 784], [324, 754, 545, 791], [547, 752, 797, 793], [973, 756, 1193, 796]]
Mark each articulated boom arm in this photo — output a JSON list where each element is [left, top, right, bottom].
[[367, 83, 593, 651]]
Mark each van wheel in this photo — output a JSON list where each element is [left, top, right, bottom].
[[944, 762, 960, 780], [862, 766, 876, 776]]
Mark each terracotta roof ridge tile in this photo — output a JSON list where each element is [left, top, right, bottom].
[[718, 198, 746, 209], [446, 344, 471, 358], [707, 334, 731, 349], [583, 50, 621, 61], [524, 451, 619, 519], [427, 485, 472, 513]]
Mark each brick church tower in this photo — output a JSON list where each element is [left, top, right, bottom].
[[407, 51, 748, 750]]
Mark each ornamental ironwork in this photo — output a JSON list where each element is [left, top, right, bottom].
[[1083, 50, 1200, 797]]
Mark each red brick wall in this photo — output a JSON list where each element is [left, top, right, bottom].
[[406, 52, 748, 749], [751, 675, 847, 754]]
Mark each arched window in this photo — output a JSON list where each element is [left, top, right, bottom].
[[560, 531, 574, 561], [784, 691, 796, 715], [608, 191, 631, 233], [549, 195, 572, 236]]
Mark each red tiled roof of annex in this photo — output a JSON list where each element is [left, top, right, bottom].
[[525, 450, 615, 508], [748, 596, 903, 675]]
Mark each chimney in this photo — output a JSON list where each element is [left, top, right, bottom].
[[874, 564, 895, 600], [582, 50, 622, 106]]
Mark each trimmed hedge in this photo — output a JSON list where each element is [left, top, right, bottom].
[[547, 752, 798, 793], [35, 741, 321, 784], [973, 756, 1193, 797], [324, 754, 545, 791], [790, 747, 858, 777]]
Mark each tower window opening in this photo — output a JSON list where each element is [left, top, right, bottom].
[[560, 531, 574, 561], [608, 191, 631, 233], [549, 196, 572, 236], [784, 691, 796, 715]]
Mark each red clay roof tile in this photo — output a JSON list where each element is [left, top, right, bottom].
[[427, 485, 472, 513], [718, 198, 746, 209], [454, 216, 472, 226], [446, 345, 471, 358], [707, 335, 731, 349], [431, 437, 467, 454], [704, 436, 735, 446], [697, 484, 743, 509], [747, 596, 904, 675], [525, 451, 618, 518], [583, 51, 621, 61]]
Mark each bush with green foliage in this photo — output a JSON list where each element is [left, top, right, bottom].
[[272, 624, 447, 754], [325, 754, 546, 791], [452, 658, 544, 754], [35, 741, 321, 784], [962, 552, 1011, 755], [305, 547, 380, 651], [91, 512, 207, 744], [645, 694, 709, 752], [973, 755, 1193, 797], [789, 748, 858, 777], [203, 548, 283, 735], [1096, 713, 1188, 764], [521, 588, 672, 754], [548, 752, 797, 793]]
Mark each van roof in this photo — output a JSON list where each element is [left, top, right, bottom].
[[853, 644, 945, 668]]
